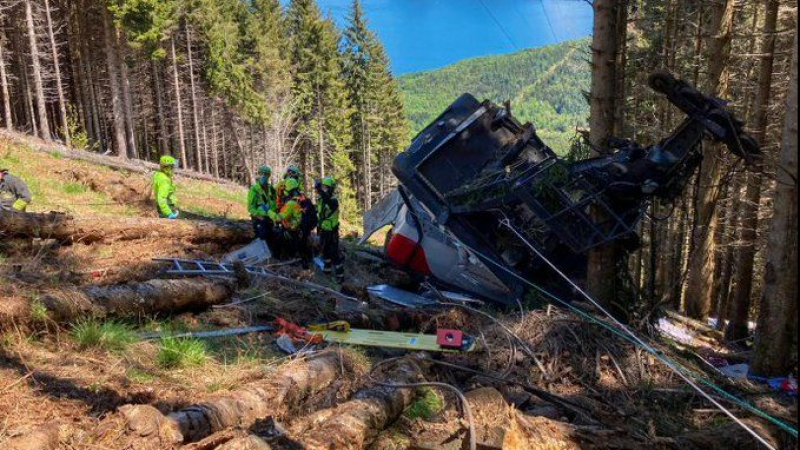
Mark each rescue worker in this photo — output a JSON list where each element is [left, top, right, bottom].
[[0, 169, 32, 212], [276, 165, 304, 210], [269, 178, 311, 268], [153, 155, 180, 219], [316, 176, 344, 283], [248, 166, 279, 252]]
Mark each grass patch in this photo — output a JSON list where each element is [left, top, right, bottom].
[[29, 299, 50, 323], [142, 317, 193, 335], [206, 185, 247, 204], [184, 205, 224, 219], [404, 387, 444, 420], [157, 337, 208, 369], [127, 367, 157, 383], [71, 319, 138, 352], [61, 182, 88, 195]]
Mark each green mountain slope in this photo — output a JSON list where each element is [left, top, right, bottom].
[[400, 39, 590, 154]]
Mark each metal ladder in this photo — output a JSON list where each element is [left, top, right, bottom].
[[154, 258, 271, 277], [154, 257, 361, 304]]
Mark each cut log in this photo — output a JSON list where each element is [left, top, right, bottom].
[[0, 210, 252, 245], [283, 359, 421, 450], [120, 352, 344, 445], [212, 359, 422, 450], [39, 279, 234, 322]]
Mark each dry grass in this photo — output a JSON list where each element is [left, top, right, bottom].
[[0, 137, 248, 219]]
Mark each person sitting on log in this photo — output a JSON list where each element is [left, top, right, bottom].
[[248, 165, 279, 253], [153, 155, 180, 219], [269, 177, 312, 269], [315, 176, 344, 283], [0, 168, 33, 213]]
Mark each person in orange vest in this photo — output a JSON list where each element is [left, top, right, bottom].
[[275, 165, 304, 211], [269, 177, 312, 269]]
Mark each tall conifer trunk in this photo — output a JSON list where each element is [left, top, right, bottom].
[[170, 36, 188, 168], [103, 4, 128, 159], [752, 28, 798, 376], [44, 0, 69, 145], [587, 0, 626, 310], [725, 0, 779, 342], [186, 23, 204, 173], [0, 32, 12, 131], [683, 0, 735, 319], [25, 0, 51, 140]]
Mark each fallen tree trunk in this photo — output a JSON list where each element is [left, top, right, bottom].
[[39, 278, 234, 322], [284, 358, 421, 449], [120, 352, 344, 446], [0, 210, 252, 245], [215, 359, 422, 450]]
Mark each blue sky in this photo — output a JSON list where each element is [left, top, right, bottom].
[[281, 0, 594, 74]]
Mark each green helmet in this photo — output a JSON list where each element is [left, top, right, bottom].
[[322, 176, 336, 189], [285, 165, 301, 179], [284, 177, 300, 193], [258, 166, 272, 176], [160, 155, 178, 168]]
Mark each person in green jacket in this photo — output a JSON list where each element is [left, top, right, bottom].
[[0, 168, 32, 212], [248, 166, 279, 253], [269, 177, 311, 268], [315, 176, 343, 282], [153, 155, 179, 219], [275, 164, 304, 210]]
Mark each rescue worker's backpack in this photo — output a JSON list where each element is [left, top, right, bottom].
[[298, 194, 318, 233]]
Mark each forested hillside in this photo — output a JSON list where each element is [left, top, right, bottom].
[[0, 0, 407, 215], [400, 39, 590, 153]]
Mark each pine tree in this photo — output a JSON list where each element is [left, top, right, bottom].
[[342, 0, 373, 209], [587, 0, 628, 312], [287, 0, 352, 187], [342, 0, 407, 211], [366, 39, 408, 201], [751, 26, 798, 376], [246, 0, 290, 100]]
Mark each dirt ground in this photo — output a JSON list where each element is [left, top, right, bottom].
[[1, 137, 798, 450]]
